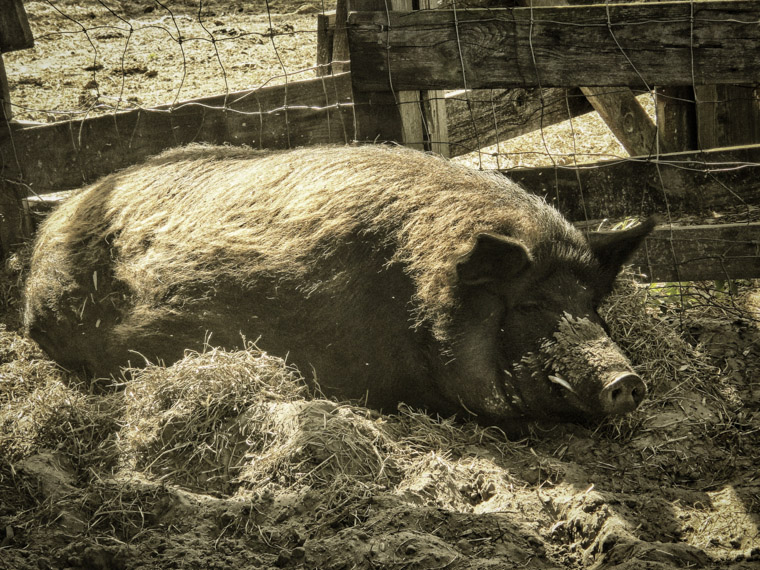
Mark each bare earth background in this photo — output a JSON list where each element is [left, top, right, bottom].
[[1, 1, 759, 569]]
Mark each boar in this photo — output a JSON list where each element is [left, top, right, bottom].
[[24, 144, 653, 425]]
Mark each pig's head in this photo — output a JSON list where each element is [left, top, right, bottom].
[[442, 218, 655, 425]]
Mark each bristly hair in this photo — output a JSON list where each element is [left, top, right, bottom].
[[26, 144, 589, 342]]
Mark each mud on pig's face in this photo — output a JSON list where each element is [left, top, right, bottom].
[[455, 220, 654, 424]]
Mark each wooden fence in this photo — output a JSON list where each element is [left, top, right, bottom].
[[1, 0, 759, 283], [344, 0, 760, 282]]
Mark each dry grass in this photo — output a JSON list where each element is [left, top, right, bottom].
[[119, 345, 308, 492], [2, 263, 760, 567], [2, 1, 759, 567]]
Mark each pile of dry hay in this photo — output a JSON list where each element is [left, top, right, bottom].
[[1, 271, 758, 569]]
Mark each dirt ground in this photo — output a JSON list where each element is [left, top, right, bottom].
[[2, 1, 759, 569]]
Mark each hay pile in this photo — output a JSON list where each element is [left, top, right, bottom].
[[1, 273, 759, 569], [5, 1, 758, 565]]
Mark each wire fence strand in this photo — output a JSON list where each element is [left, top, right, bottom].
[[3, 0, 759, 316]]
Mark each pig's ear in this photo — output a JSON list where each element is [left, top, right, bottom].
[[589, 217, 656, 295], [456, 232, 532, 285]]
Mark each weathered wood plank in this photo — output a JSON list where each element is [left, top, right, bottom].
[[347, 1, 760, 90], [394, 0, 426, 152], [0, 178, 30, 256], [695, 85, 760, 149], [351, 89, 405, 144], [0, 0, 34, 53], [506, 144, 760, 222], [0, 74, 355, 195], [0, 55, 11, 120], [513, 0, 661, 157], [627, 223, 760, 283], [655, 86, 698, 152], [422, 89, 450, 157], [581, 86, 663, 155], [445, 87, 594, 157], [332, 0, 351, 74], [348, 0, 407, 147], [316, 11, 336, 76], [417, 0, 450, 157], [349, 0, 450, 154]]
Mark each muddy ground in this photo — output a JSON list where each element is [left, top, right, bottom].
[[2, 1, 760, 569]]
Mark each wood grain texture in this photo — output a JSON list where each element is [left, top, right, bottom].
[[0, 55, 11, 120], [581, 86, 662, 156], [422, 89, 450, 157], [655, 86, 698, 152], [0, 178, 30, 255], [628, 223, 760, 282], [1, 74, 355, 194], [332, 0, 351, 74], [695, 85, 760, 149], [417, 0, 450, 157], [316, 12, 336, 76], [445, 87, 593, 157], [0, 0, 34, 53], [348, 1, 760, 90], [507, 144, 760, 221], [349, 0, 450, 154], [394, 0, 426, 151], [513, 1, 661, 160]]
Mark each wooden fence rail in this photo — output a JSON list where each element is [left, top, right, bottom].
[[1, 0, 759, 285], [1, 74, 353, 195], [1, 80, 596, 193], [344, 0, 760, 284], [507, 144, 760, 221], [347, 0, 760, 91], [629, 223, 760, 283]]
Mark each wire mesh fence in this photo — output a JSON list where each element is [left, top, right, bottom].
[[3, 0, 759, 320], [2, 5, 760, 569], [7, 2, 759, 169], [7, 0, 326, 121]]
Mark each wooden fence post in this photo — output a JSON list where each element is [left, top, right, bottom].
[[391, 0, 449, 155], [332, 0, 350, 75], [0, 0, 36, 119], [417, 0, 449, 157], [0, 0, 34, 52], [655, 85, 760, 153], [518, 0, 662, 157], [346, 0, 449, 155], [334, 0, 403, 144], [695, 85, 760, 149], [0, 54, 11, 121], [0, 0, 35, 257], [655, 86, 698, 152], [316, 11, 335, 77]]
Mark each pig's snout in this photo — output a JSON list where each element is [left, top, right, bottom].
[[600, 372, 646, 415], [537, 314, 647, 419]]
